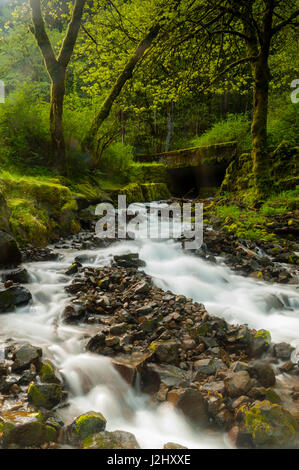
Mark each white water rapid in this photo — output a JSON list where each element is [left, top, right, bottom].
[[0, 202, 298, 448]]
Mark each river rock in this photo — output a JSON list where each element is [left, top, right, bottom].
[[142, 363, 192, 390], [27, 383, 62, 410], [86, 333, 106, 354], [0, 410, 57, 448], [167, 388, 209, 426], [149, 340, 179, 365], [248, 360, 276, 387], [12, 344, 42, 371], [225, 371, 252, 397], [274, 342, 294, 360], [82, 430, 140, 449], [194, 358, 226, 377], [68, 412, 107, 442], [0, 285, 32, 313], [1, 268, 30, 284], [240, 400, 298, 448], [0, 231, 22, 268], [39, 360, 62, 385], [164, 442, 188, 449], [113, 253, 146, 268], [65, 261, 82, 276]]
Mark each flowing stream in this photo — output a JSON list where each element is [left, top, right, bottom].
[[0, 203, 298, 448]]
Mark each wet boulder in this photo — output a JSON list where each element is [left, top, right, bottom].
[[273, 342, 294, 360], [0, 286, 32, 313], [113, 253, 146, 268], [27, 383, 62, 410], [249, 330, 271, 358], [248, 360, 276, 388], [1, 268, 30, 284], [149, 341, 179, 365], [164, 442, 188, 449], [225, 371, 252, 397], [240, 400, 298, 448], [86, 333, 106, 354], [194, 358, 226, 377], [82, 430, 140, 449], [68, 412, 107, 443], [112, 353, 154, 388], [141, 363, 192, 391], [167, 388, 209, 426], [12, 344, 42, 372], [0, 410, 57, 448], [39, 360, 62, 385], [0, 231, 22, 268], [61, 303, 85, 323]]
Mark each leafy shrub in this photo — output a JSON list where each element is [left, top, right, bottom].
[[100, 142, 134, 180], [0, 84, 51, 167], [267, 104, 299, 147], [189, 113, 252, 152]]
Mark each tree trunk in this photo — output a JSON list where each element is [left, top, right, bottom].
[[83, 24, 160, 164], [251, 54, 271, 195], [29, 0, 86, 174], [50, 71, 66, 174], [165, 101, 174, 152]]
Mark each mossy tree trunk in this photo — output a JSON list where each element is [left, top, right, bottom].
[[241, 0, 274, 197], [29, 0, 86, 175], [251, 53, 271, 196]]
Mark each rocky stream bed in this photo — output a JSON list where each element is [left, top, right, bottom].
[[0, 202, 298, 449]]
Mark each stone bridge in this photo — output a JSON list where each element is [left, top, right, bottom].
[[135, 141, 238, 197]]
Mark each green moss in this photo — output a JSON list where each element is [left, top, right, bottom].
[[255, 330, 271, 347], [39, 361, 59, 384], [73, 412, 107, 440], [242, 400, 298, 447], [0, 411, 52, 448], [265, 389, 282, 405], [129, 163, 169, 185], [45, 425, 57, 442], [141, 183, 171, 201], [27, 383, 62, 410], [8, 198, 49, 247]]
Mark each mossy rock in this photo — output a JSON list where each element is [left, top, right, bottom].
[[0, 410, 57, 448], [39, 360, 61, 385], [241, 400, 298, 448], [0, 190, 10, 232], [82, 430, 140, 449], [129, 163, 169, 185], [27, 383, 62, 410], [8, 198, 49, 247], [71, 412, 107, 441], [141, 183, 171, 201]]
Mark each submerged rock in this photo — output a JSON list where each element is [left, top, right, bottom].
[[1, 268, 30, 284], [0, 286, 32, 313], [0, 231, 22, 268]]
